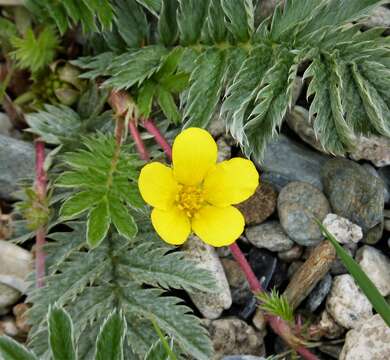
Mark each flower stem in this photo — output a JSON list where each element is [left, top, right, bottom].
[[34, 140, 47, 288], [143, 119, 172, 160], [129, 121, 150, 161]]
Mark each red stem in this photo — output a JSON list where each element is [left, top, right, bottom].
[[138, 124, 319, 360], [142, 119, 172, 159], [35, 140, 47, 288], [129, 121, 150, 161]]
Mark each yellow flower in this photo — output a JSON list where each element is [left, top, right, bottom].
[[138, 128, 259, 247]]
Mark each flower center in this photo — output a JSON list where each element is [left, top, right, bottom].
[[176, 184, 205, 218]]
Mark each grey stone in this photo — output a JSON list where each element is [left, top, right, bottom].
[[183, 236, 232, 319], [0, 240, 33, 293], [340, 314, 390, 360], [0, 134, 35, 200], [321, 158, 385, 231], [330, 244, 357, 275], [221, 258, 250, 306], [217, 137, 231, 162], [326, 274, 372, 329], [246, 221, 294, 252], [322, 214, 363, 245], [362, 220, 384, 245], [287, 261, 303, 279], [278, 181, 331, 246], [0, 113, 13, 137], [278, 245, 303, 263], [361, 6, 390, 28], [0, 283, 21, 313], [378, 166, 390, 204], [260, 135, 329, 191], [349, 135, 390, 167], [355, 246, 390, 296], [306, 273, 332, 312], [203, 317, 265, 360], [363, 164, 390, 203], [317, 310, 345, 340]]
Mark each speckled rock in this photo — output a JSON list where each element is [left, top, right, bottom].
[[322, 214, 363, 244], [361, 6, 390, 28], [217, 137, 231, 162], [318, 310, 345, 339], [246, 221, 294, 252], [326, 274, 372, 329], [349, 135, 390, 167], [340, 314, 390, 360], [278, 182, 330, 246], [321, 159, 385, 231], [260, 135, 329, 191], [183, 236, 232, 319], [203, 317, 265, 360], [236, 183, 277, 226], [355, 246, 390, 296], [0, 240, 33, 293], [221, 258, 251, 305], [306, 273, 332, 312], [0, 284, 21, 314], [278, 245, 303, 263]]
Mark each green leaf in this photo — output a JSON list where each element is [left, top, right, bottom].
[[10, 27, 59, 73], [160, 73, 189, 93], [60, 191, 103, 220], [177, 0, 209, 45], [257, 289, 294, 323], [87, 199, 110, 248], [204, 0, 226, 43], [221, 0, 254, 42], [157, 87, 181, 124], [136, 0, 162, 16], [109, 196, 138, 240], [48, 306, 76, 360], [158, 0, 179, 46], [183, 49, 227, 128], [95, 311, 127, 360], [138, 81, 157, 118], [0, 337, 36, 360], [318, 221, 390, 327], [103, 46, 168, 90]]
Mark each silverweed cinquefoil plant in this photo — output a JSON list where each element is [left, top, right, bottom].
[[139, 128, 259, 246]]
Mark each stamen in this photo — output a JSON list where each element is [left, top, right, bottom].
[[175, 184, 205, 217]]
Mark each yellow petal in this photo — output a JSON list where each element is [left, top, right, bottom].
[[192, 205, 245, 247], [138, 162, 178, 210], [172, 128, 217, 185], [203, 157, 259, 207], [151, 207, 191, 245]]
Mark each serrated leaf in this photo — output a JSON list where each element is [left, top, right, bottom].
[[95, 311, 126, 360], [0, 336, 37, 360], [177, 0, 209, 45], [60, 191, 103, 220], [48, 306, 76, 360], [221, 0, 254, 42], [87, 199, 110, 248], [319, 221, 390, 327], [136, 0, 162, 16], [160, 73, 189, 93], [109, 196, 137, 240], [205, 0, 226, 43], [158, 0, 179, 46], [157, 87, 181, 124], [138, 81, 157, 118], [183, 49, 227, 128]]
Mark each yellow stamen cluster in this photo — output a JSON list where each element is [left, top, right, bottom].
[[176, 184, 205, 218]]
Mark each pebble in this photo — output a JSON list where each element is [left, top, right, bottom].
[[13, 303, 31, 334], [252, 309, 267, 333], [183, 236, 232, 319], [221, 258, 251, 306], [363, 164, 390, 203], [378, 166, 390, 204], [0, 283, 21, 314], [355, 246, 390, 296], [330, 244, 357, 275], [362, 220, 384, 245], [326, 274, 372, 329], [349, 135, 390, 167], [361, 6, 390, 28], [0, 135, 36, 200], [0, 316, 19, 337], [340, 314, 390, 360], [217, 137, 231, 162], [246, 221, 294, 252], [322, 214, 363, 244], [203, 317, 265, 359], [278, 245, 303, 263], [0, 240, 33, 293], [287, 261, 303, 279], [222, 357, 266, 360], [278, 181, 330, 246], [319, 344, 342, 359], [305, 273, 332, 312], [236, 183, 277, 226], [321, 159, 385, 232], [317, 310, 345, 340], [260, 135, 329, 191], [0, 113, 13, 137]]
